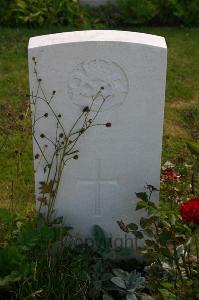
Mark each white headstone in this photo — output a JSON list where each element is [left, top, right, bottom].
[[28, 30, 167, 248]]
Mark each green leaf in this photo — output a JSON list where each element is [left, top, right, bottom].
[[111, 276, 126, 289], [92, 225, 110, 250], [159, 247, 171, 257], [39, 180, 55, 195], [134, 231, 144, 239], [161, 282, 173, 289], [136, 200, 147, 211], [176, 244, 184, 257], [143, 228, 154, 237], [112, 269, 129, 281], [148, 201, 156, 209], [135, 192, 148, 202], [127, 223, 138, 231], [0, 271, 21, 287], [187, 141, 199, 156], [140, 217, 149, 229], [117, 220, 129, 233], [0, 246, 28, 287], [159, 289, 177, 300], [159, 231, 172, 245], [17, 225, 67, 251], [145, 239, 156, 247], [170, 214, 176, 226], [149, 215, 158, 223], [139, 294, 154, 300], [186, 237, 193, 246], [126, 294, 137, 300]]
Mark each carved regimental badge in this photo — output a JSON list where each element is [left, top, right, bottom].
[[68, 59, 129, 111]]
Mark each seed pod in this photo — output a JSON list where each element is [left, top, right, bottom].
[[80, 128, 85, 134], [83, 106, 90, 113]]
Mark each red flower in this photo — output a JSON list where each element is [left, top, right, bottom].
[[180, 198, 199, 225], [162, 168, 178, 182]]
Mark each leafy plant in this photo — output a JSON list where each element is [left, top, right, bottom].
[[0, 206, 91, 298], [1, 0, 199, 26], [116, 0, 158, 25], [0, 0, 15, 25], [164, 0, 199, 26], [111, 268, 146, 300], [118, 174, 199, 299], [0, 209, 28, 290], [13, 0, 88, 26], [116, 0, 199, 26], [82, 225, 147, 299], [0, 246, 28, 288]]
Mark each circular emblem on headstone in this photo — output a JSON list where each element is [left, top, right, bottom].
[[68, 59, 129, 111]]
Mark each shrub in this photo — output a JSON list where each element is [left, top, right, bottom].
[[117, 155, 199, 299], [117, 0, 199, 26], [116, 0, 158, 25], [0, 0, 15, 25], [11, 0, 89, 26], [1, 0, 199, 27], [154, 0, 199, 26], [173, 0, 199, 26]]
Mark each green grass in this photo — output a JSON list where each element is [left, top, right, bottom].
[[0, 26, 199, 211]]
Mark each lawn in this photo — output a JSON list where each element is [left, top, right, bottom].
[[0, 26, 199, 212]]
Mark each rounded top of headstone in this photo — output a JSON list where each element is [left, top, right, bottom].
[[29, 30, 167, 50]]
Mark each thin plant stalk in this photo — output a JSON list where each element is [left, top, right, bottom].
[[30, 57, 111, 224]]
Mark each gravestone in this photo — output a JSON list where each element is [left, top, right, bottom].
[[28, 30, 167, 248]]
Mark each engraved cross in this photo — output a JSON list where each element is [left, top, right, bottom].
[[78, 159, 118, 216]]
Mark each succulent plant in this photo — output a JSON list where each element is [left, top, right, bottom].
[[111, 268, 146, 300]]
